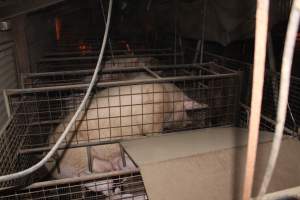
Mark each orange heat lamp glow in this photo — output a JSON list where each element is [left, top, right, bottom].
[[79, 42, 91, 55], [79, 43, 87, 51], [55, 17, 61, 41]]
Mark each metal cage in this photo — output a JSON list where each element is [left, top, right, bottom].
[[200, 52, 300, 137], [0, 63, 241, 189]]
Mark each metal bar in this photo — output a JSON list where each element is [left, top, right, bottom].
[[87, 146, 93, 172], [0, 41, 14, 52], [44, 48, 172, 57], [193, 50, 253, 67], [19, 140, 124, 154], [268, 33, 298, 134], [19, 73, 25, 89], [3, 89, 11, 118], [25, 169, 140, 189], [99, 0, 115, 62], [6, 73, 238, 95], [251, 185, 300, 200], [120, 145, 127, 167], [200, 0, 207, 63], [193, 40, 201, 63], [23, 64, 205, 77], [143, 66, 161, 79], [203, 50, 300, 81], [210, 62, 238, 73], [257, 1, 300, 198], [178, 37, 184, 64], [241, 104, 295, 135], [39, 53, 182, 63], [196, 65, 218, 75], [0, 117, 13, 137]]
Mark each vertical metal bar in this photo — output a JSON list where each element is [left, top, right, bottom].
[[200, 0, 207, 63], [234, 71, 243, 126], [173, 0, 177, 65], [87, 146, 93, 172], [257, 1, 300, 198], [99, 0, 114, 63], [120, 145, 126, 167], [3, 89, 11, 118], [20, 73, 25, 89], [268, 33, 297, 135], [193, 40, 201, 64], [242, 0, 270, 199], [179, 37, 185, 64]]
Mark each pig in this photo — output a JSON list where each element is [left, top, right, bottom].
[[47, 73, 205, 189], [84, 178, 114, 196], [101, 57, 159, 81], [104, 57, 159, 68], [107, 187, 148, 200]]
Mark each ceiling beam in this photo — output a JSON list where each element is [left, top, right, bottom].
[[0, 0, 66, 20]]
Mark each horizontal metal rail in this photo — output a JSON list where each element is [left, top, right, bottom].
[[0, 169, 140, 192], [39, 52, 183, 63], [22, 63, 208, 78], [44, 48, 173, 57], [7, 73, 238, 95], [240, 103, 295, 135]]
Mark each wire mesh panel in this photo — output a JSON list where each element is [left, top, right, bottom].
[[5, 63, 241, 152], [0, 117, 46, 189], [0, 170, 147, 200], [200, 52, 300, 137]]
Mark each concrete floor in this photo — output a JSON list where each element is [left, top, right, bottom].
[[122, 127, 300, 200]]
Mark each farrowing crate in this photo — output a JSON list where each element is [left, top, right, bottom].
[[37, 49, 183, 72], [0, 63, 241, 189], [7, 63, 241, 150], [0, 170, 147, 200]]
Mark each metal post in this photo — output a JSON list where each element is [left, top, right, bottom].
[[120, 144, 126, 167], [3, 89, 11, 118], [242, 0, 270, 199], [200, 0, 207, 63]]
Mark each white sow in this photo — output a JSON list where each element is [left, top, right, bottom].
[[47, 73, 204, 180], [104, 57, 158, 68], [102, 57, 159, 81]]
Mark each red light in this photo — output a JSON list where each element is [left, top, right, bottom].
[[55, 17, 61, 41]]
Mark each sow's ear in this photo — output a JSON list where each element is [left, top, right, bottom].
[[183, 96, 208, 111]]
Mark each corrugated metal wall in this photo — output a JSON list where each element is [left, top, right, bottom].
[[0, 32, 18, 128]]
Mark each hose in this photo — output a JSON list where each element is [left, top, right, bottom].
[[0, 0, 113, 182], [242, 0, 270, 199], [256, 0, 300, 198]]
